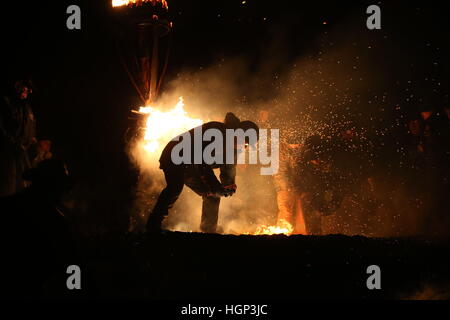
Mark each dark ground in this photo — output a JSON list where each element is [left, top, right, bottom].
[[77, 232, 450, 300]]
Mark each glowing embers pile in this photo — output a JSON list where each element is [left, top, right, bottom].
[[138, 97, 203, 154], [251, 219, 294, 236], [112, 0, 169, 9]]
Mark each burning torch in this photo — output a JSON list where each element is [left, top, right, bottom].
[[112, 0, 173, 106]]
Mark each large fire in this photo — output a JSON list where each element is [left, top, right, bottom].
[[134, 98, 296, 236], [112, 0, 169, 9], [137, 97, 203, 154]]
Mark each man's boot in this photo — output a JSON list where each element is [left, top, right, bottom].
[[146, 211, 165, 233]]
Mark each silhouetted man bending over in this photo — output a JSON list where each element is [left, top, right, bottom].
[[146, 113, 258, 233]]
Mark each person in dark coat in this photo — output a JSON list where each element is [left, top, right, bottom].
[[0, 159, 77, 298], [0, 79, 36, 197]]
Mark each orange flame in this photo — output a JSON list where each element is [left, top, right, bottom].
[[251, 219, 294, 236], [137, 97, 203, 155], [112, 0, 168, 9]]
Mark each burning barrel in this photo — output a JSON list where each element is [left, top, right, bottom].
[[112, 0, 173, 105]]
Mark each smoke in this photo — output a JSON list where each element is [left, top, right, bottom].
[[127, 59, 281, 233], [128, 15, 449, 237]]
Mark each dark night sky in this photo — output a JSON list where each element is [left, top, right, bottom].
[[1, 0, 449, 232]]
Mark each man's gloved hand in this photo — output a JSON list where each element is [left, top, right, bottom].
[[205, 184, 237, 198], [221, 184, 237, 197]]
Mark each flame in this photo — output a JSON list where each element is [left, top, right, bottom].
[[251, 219, 294, 236], [138, 97, 203, 154], [112, 0, 168, 9]]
